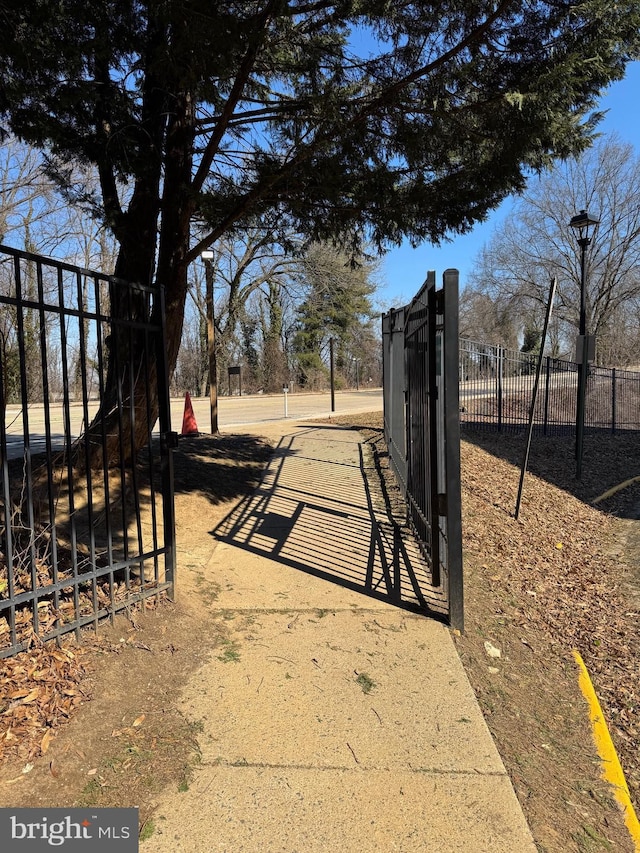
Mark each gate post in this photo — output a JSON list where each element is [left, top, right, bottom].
[[442, 270, 463, 632]]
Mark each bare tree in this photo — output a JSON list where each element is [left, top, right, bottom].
[[175, 225, 303, 397], [0, 139, 56, 244], [0, 139, 64, 408], [459, 287, 520, 349], [467, 135, 640, 364]]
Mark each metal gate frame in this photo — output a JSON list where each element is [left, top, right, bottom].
[[382, 270, 463, 630], [382, 305, 408, 493], [0, 244, 176, 658]]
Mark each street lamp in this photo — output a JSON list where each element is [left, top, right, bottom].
[[569, 209, 599, 479], [201, 250, 219, 434]]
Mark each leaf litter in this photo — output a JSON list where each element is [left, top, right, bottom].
[[1, 642, 88, 763]]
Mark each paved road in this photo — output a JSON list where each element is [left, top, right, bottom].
[[3, 390, 383, 459], [184, 389, 382, 432]]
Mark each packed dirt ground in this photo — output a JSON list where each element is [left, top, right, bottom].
[[0, 416, 638, 853]]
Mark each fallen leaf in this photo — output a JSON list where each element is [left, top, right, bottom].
[[7, 688, 32, 700], [132, 714, 146, 727], [21, 689, 40, 704], [40, 729, 54, 755]]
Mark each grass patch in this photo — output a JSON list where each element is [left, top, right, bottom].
[[218, 640, 241, 663], [355, 672, 376, 694], [140, 819, 156, 842], [571, 824, 613, 851]]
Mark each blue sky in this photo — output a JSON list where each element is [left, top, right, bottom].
[[377, 61, 640, 309]]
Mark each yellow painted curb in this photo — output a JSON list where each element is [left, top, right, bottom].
[[573, 650, 640, 851], [593, 475, 640, 505]]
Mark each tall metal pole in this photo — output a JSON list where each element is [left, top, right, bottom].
[[575, 236, 589, 479], [329, 337, 336, 412], [515, 278, 557, 519], [203, 256, 219, 434], [569, 209, 598, 481]]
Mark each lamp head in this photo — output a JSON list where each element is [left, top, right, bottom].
[[569, 210, 599, 243]]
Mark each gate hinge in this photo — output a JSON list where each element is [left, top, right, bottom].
[[437, 493, 448, 516], [161, 431, 179, 452]]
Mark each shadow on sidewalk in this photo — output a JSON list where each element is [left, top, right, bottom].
[[212, 427, 448, 618]]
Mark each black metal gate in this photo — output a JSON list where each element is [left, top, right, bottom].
[[382, 270, 463, 630], [0, 245, 176, 658]]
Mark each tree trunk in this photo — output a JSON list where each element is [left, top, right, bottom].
[[78, 85, 195, 471]]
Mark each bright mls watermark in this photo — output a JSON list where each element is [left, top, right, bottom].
[[0, 808, 138, 851]]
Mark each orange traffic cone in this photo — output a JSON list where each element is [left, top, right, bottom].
[[181, 392, 199, 436]]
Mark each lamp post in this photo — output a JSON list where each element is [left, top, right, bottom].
[[201, 250, 219, 434], [569, 209, 599, 480]]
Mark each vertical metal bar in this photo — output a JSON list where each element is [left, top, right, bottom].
[[13, 255, 40, 637], [126, 301, 145, 582], [382, 312, 389, 445], [543, 356, 550, 436], [155, 284, 176, 594], [576, 347, 588, 479], [0, 294, 17, 651], [56, 267, 80, 634], [442, 269, 463, 631], [575, 238, 589, 476], [497, 345, 503, 432], [515, 278, 557, 519], [329, 337, 336, 412], [76, 270, 99, 627], [112, 286, 130, 568], [204, 259, 219, 434], [426, 274, 440, 586], [612, 367, 616, 434], [93, 273, 116, 620], [142, 324, 160, 584], [404, 317, 412, 527], [36, 260, 61, 636]]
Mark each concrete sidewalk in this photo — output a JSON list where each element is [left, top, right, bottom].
[[148, 423, 536, 852]]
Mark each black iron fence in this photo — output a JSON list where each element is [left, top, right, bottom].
[[0, 245, 176, 658], [459, 338, 640, 434], [382, 270, 463, 630]]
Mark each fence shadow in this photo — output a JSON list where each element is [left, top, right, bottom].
[[212, 427, 448, 618], [460, 425, 640, 520]]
